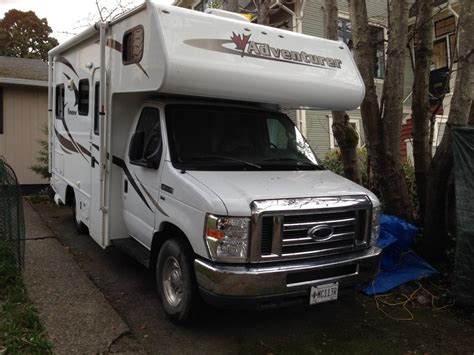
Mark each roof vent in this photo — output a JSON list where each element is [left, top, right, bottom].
[[205, 8, 250, 22]]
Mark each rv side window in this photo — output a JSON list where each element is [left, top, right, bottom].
[[129, 107, 161, 167], [55, 84, 65, 119], [94, 82, 100, 135], [78, 79, 89, 116], [122, 26, 144, 65]]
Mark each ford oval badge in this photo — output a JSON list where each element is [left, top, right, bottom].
[[308, 224, 334, 242]]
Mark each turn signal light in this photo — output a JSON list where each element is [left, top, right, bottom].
[[206, 228, 224, 240]]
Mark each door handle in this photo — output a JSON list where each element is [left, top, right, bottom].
[[124, 179, 128, 193]]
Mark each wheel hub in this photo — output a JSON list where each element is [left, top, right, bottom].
[[162, 256, 184, 307]]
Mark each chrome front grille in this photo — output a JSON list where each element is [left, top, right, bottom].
[[250, 196, 372, 262]]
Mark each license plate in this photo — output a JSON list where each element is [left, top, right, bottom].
[[310, 282, 339, 305]]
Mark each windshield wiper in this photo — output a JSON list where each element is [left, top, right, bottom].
[[187, 154, 262, 169]]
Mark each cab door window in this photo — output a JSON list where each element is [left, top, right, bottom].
[[129, 107, 162, 169]]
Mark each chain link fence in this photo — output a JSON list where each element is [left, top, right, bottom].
[[0, 158, 25, 271]]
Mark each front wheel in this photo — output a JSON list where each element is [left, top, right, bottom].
[[156, 238, 199, 324]]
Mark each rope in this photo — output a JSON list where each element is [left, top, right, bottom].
[[372, 280, 455, 321]]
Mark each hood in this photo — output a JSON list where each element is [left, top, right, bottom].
[[187, 169, 378, 215]]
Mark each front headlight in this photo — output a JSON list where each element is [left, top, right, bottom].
[[370, 205, 381, 246], [204, 215, 250, 262]]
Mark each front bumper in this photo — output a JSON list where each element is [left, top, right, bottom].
[[194, 246, 381, 309]]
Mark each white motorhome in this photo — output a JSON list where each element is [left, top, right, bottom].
[[48, 1, 381, 323]]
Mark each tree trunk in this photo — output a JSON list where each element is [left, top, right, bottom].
[[379, 0, 413, 220], [324, 0, 361, 184], [349, 0, 414, 221], [223, 0, 239, 13], [469, 101, 474, 125], [423, 0, 474, 259], [256, 0, 272, 25], [411, 0, 434, 221], [332, 112, 362, 183]]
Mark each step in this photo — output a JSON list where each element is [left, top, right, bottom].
[[112, 238, 151, 268]]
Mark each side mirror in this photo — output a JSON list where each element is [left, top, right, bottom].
[[144, 135, 162, 170], [129, 131, 145, 162]]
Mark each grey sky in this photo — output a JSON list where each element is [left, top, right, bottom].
[[0, 0, 174, 43]]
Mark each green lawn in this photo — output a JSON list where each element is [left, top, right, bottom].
[[0, 241, 52, 354]]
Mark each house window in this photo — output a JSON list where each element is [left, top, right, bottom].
[[431, 16, 457, 70], [432, 38, 448, 70], [78, 79, 89, 116], [0, 87, 3, 134], [370, 26, 385, 79], [412, 16, 456, 69], [338, 18, 385, 79], [338, 18, 352, 47], [122, 25, 144, 65], [435, 16, 455, 37], [421, 15, 457, 104], [55, 84, 65, 120]]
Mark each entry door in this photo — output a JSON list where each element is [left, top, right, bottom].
[[122, 107, 162, 248], [89, 79, 102, 245]]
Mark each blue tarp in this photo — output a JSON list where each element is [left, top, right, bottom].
[[363, 214, 438, 295]]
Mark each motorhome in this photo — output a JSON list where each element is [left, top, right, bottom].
[[48, 1, 381, 323]]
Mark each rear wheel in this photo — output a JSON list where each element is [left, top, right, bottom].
[[156, 238, 199, 324], [71, 193, 88, 235]]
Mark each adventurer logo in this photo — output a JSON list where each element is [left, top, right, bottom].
[[230, 32, 342, 68], [184, 32, 343, 69]]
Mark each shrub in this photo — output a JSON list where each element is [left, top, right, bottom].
[[31, 125, 51, 180], [322, 147, 370, 188], [323, 148, 418, 215], [403, 159, 418, 216], [322, 149, 344, 176]]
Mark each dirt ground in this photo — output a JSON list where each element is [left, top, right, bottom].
[[31, 200, 474, 354]]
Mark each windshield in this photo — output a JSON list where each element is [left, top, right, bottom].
[[165, 105, 321, 171]]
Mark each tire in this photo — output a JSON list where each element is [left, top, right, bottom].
[[72, 193, 88, 235], [156, 238, 199, 324]]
